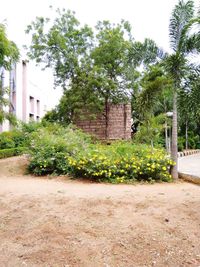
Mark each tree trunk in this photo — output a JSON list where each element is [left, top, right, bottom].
[[165, 120, 169, 152], [164, 99, 168, 152], [185, 120, 188, 150], [105, 97, 109, 140], [171, 90, 178, 179], [151, 139, 154, 148]]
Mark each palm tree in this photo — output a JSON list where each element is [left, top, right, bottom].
[[164, 0, 200, 179], [134, 1, 200, 179]]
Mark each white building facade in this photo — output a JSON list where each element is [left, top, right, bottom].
[[0, 60, 48, 132]]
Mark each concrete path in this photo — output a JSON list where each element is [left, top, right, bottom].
[[178, 153, 200, 183]]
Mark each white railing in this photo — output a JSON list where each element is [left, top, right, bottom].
[[178, 149, 200, 157]]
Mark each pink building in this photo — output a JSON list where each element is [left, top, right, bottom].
[[0, 60, 47, 132]]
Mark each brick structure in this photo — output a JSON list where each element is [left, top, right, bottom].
[[74, 103, 132, 140]]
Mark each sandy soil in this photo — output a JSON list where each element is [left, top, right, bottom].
[[0, 156, 200, 267]]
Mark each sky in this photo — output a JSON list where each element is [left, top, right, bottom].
[[1, 0, 200, 107]]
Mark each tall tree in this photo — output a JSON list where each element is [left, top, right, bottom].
[[178, 66, 200, 149], [26, 9, 163, 133], [134, 65, 173, 149], [164, 0, 200, 179], [25, 9, 94, 89], [26, 11, 132, 130]]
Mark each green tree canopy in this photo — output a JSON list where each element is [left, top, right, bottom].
[[0, 24, 19, 124], [0, 24, 19, 70], [26, 8, 163, 128]]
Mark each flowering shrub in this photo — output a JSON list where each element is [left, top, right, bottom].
[[68, 143, 174, 183], [27, 124, 174, 182]]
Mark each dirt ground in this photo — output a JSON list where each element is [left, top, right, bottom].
[[0, 156, 200, 267]]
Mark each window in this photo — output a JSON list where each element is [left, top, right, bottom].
[[36, 100, 40, 116], [29, 96, 34, 114], [29, 113, 34, 121]]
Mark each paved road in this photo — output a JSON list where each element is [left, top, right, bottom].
[[178, 153, 200, 178]]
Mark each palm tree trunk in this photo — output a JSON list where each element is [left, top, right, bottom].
[[165, 120, 169, 152], [185, 119, 188, 150], [171, 90, 178, 179]]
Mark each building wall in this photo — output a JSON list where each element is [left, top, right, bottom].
[[75, 104, 132, 140], [0, 60, 47, 132]]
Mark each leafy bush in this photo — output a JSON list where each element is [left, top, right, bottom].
[[0, 121, 44, 152], [134, 115, 166, 147], [0, 147, 25, 159], [0, 130, 30, 149], [28, 124, 92, 175], [178, 132, 200, 151], [19, 121, 42, 134], [178, 136, 185, 151], [68, 142, 174, 183], [28, 124, 174, 182], [0, 132, 16, 149]]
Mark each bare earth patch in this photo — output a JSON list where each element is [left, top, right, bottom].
[[0, 156, 200, 267]]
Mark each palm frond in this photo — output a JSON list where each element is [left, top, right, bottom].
[[129, 38, 165, 67], [142, 38, 166, 64], [184, 33, 200, 54], [178, 17, 200, 53], [137, 67, 172, 115], [169, 0, 194, 51], [163, 54, 185, 80]]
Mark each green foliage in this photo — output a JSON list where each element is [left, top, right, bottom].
[[133, 1, 200, 171], [165, 0, 200, 176], [134, 114, 167, 147], [25, 9, 93, 88], [26, 14, 133, 122], [129, 38, 165, 67], [28, 124, 92, 175], [67, 142, 174, 183], [135, 65, 173, 119], [178, 67, 200, 150], [0, 105, 17, 125], [27, 124, 174, 182], [178, 132, 200, 150], [91, 20, 133, 100], [25, 1, 200, 164], [0, 130, 26, 149], [0, 132, 15, 149], [0, 24, 19, 125], [0, 121, 43, 151], [0, 24, 19, 70], [0, 147, 25, 159], [18, 121, 43, 134], [178, 136, 185, 151], [26, 9, 163, 125], [42, 109, 63, 124]]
